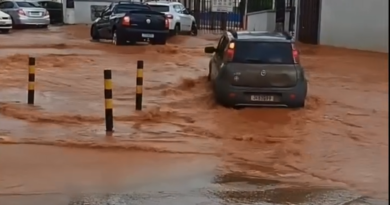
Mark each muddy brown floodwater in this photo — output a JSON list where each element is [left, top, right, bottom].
[[0, 26, 388, 205]]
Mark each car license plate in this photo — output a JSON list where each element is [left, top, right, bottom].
[[30, 12, 41, 16], [250, 95, 274, 102], [142, 33, 154, 38]]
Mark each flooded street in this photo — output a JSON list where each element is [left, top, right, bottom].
[[0, 26, 388, 205]]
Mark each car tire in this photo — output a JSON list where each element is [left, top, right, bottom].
[[191, 22, 198, 36], [0, 29, 10, 34], [207, 63, 211, 81], [173, 23, 180, 35], [215, 92, 230, 108], [213, 81, 231, 107], [213, 89, 222, 105], [112, 29, 125, 46], [90, 25, 99, 41], [288, 81, 307, 108], [10, 16, 18, 29]]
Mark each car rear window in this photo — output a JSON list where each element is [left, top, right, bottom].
[[148, 5, 169, 12], [233, 41, 294, 64], [16, 2, 40, 7], [115, 4, 150, 13]]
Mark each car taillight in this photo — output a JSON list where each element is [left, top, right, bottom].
[[225, 42, 235, 61], [165, 14, 173, 19], [292, 44, 300, 63], [165, 18, 169, 29], [122, 16, 131, 26], [18, 9, 26, 16]]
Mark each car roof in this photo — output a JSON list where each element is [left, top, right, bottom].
[[1, 0, 34, 2], [115, 1, 145, 5], [146, 1, 180, 5], [229, 30, 293, 42], [112, 1, 150, 8]]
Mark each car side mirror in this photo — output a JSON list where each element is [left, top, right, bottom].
[[185, 8, 192, 14], [204, 46, 216, 53]]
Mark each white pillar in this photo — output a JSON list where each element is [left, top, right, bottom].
[[293, 0, 299, 40], [62, 0, 75, 24], [65, 8, 75, 24], [243, 0, 248, 29]]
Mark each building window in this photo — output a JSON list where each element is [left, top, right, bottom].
[[66, 0, 74, 8]]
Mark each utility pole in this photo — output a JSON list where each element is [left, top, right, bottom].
[[243, 0, 248, 30]]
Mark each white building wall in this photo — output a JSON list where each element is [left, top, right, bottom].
[[319, 0, 388, 52], [247, 10, 290, 32], [74, 1, 111, 24], [70, 0, 128, 24]]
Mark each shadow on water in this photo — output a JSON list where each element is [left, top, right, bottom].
[[211, 173, 385, 205], [214, 173, 281, 186], [213, 173, 316, 204]]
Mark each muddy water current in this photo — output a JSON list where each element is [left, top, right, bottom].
[[0, 26, 388, 204]]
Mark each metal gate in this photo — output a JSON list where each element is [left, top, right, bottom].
[[275, 0, 296, 34], [287, 0, 296, 35], [297, 0, 320, 44], [181, 0, 275, 32], [182, 0, 243, 32], [38, 1, 64, 24]]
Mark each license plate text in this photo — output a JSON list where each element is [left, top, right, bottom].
[[142, 33, 154, 38], [250, 95, 274, 102]]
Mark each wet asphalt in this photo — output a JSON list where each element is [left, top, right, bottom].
[[0, 145, 385, 205]]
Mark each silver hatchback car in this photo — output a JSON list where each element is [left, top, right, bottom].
[[205, 30, 308, 108], [0, 0, 50, 28]]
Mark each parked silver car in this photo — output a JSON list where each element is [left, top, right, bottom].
[[0, 0, 50, 28]]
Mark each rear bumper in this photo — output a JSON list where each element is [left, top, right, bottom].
[[117, 27, 169, 41], [215, 80, 308, 107], [0, 19, 12, 29], [16, 16, 50, 25], [0, 25, 12, 30]]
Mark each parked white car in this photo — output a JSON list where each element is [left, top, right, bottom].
[[145, 1, 197, 35], [0, 10, 12, 33]]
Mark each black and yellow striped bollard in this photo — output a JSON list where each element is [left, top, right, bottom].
[[135, 60, 143, 111], [27, 57, 36, 105], [104, 70, 114, 132]]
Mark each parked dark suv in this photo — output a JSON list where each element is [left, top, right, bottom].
[[204, 30, 307, 108]]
